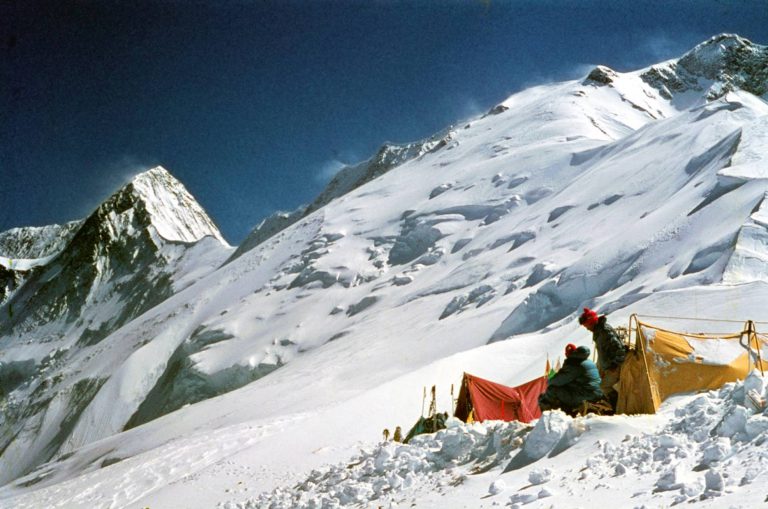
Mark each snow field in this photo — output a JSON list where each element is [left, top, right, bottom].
[[225, 418, 530, 509]]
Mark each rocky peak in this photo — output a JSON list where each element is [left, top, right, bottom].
[[0, 221, 83, 260], [96, 166, 228, 245], [0, 264, 24, 305], [584, 65, 618, 86], [678, 34, 762, 78], [1, 166, 227, 340], [642, 34, 768, 101]]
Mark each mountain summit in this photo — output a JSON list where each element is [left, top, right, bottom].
[[97, 166, 228, 245], [638, 33, 768, 101], [2, 165, 229, 333], [678, 34, 768, 95], [127, 166, 228, 244]]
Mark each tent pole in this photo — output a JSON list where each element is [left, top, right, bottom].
[[740, 321, 761, 376], [629, 314, 639, 350], [430, 386, 437, 431], [636, 319, 658, 413], [741, 321, 751, 373], [751, 321, 764, 376]]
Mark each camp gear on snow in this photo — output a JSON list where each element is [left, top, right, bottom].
[[747, 389, 766, 411], [404, 385, 447, 443], [454, 372, 548, 423], [403, 413, 447, 443], [546, 356, 558, 380], [539, 393, 613, 417], [450, 316, 768, 427], [577, 398, 614, 416]]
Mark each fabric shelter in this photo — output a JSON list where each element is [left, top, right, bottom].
[[454, 372, 548, 423], [617, 317, 768, 414]]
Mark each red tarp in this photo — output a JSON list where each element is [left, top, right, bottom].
[[454, 372, 548, 423]]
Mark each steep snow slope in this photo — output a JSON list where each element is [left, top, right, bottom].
[[129, 168, 228, 245], [231, 33, 768, 267], [0, 166, 232, 484], [227, 130, 453, 263], [1, 34, 768, 508]]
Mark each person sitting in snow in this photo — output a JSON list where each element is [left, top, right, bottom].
[[538, 343, 603, 415], [579, 307, 626, 409]]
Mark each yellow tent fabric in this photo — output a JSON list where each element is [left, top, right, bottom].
[[617, 319, 768, 415]]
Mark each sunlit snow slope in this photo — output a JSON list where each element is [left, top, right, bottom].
[[1, 34, 768, 509]]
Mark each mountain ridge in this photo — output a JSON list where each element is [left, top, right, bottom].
[[227, 131, 454, 263], [0, 221, 83, 261]]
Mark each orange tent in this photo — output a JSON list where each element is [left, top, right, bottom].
[[618, 316, 768, 414]]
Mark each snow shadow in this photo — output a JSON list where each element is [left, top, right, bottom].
[[488, 250, 643, 341]]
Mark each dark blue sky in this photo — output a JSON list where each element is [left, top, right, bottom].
[[3, 1, 767, 243]]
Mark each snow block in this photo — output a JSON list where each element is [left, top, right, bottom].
[[388, 221, 444, 265], [503, 411, 570, 472]]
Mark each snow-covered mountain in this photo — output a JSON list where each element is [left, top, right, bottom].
[[642, 33, 768, 101], [1, 34, 768, 508], [0, 166, 232, 484]]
